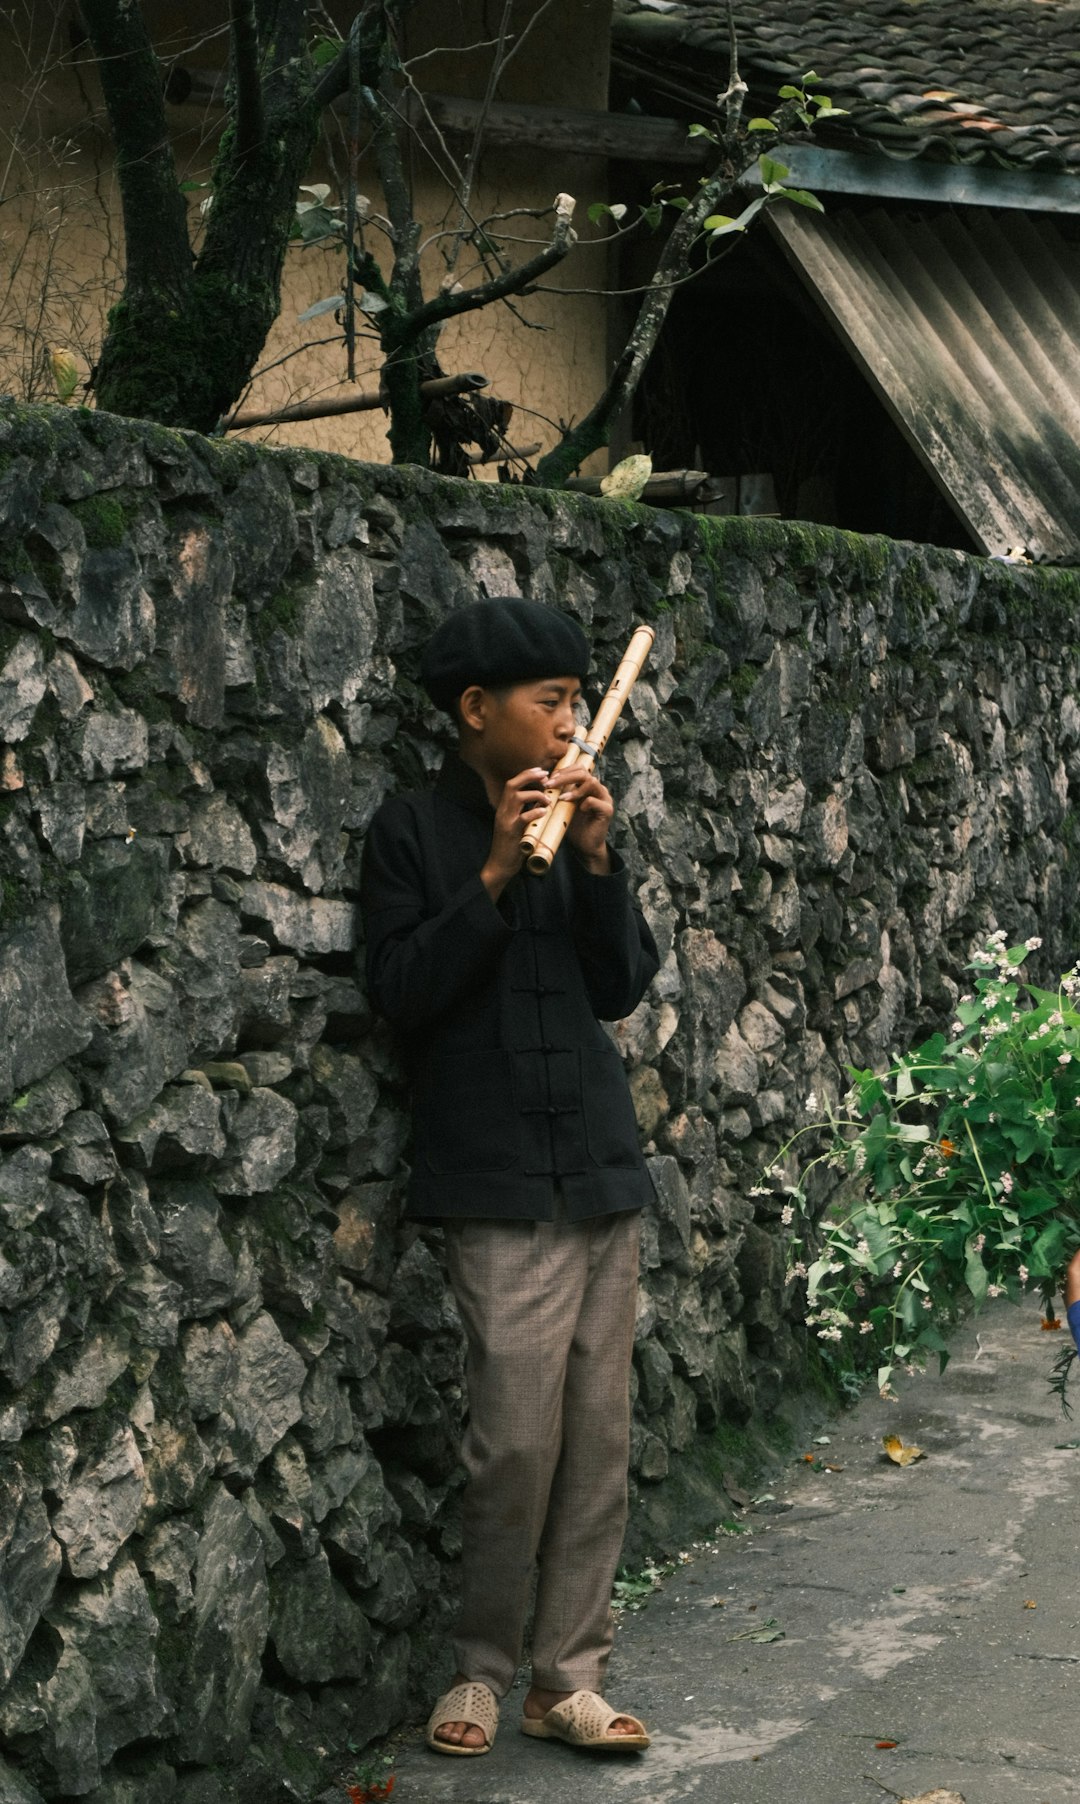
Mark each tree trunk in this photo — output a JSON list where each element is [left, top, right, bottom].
[[85, 0, 350, 432], [80, 0, 195, 423]]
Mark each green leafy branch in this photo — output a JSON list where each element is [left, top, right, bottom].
[[765, 935, 1080, 1406]]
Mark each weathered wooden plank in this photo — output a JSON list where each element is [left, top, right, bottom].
[[166, 69, 713, 167], [405, 93, 712, 166]]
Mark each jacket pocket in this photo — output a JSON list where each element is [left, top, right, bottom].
[[416, 1051, 521, 1175], [581, 1047, 643, 1168]]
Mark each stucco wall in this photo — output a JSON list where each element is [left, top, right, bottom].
[[1, 400, 1080, 1801], [0, 0, 612, 468]]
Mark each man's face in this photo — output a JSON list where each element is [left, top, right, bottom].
[[475, 676, 584, 782]]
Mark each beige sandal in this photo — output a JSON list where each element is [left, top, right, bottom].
[[520, 1689, 650, 1751], [425, 1680, 499, 1756]]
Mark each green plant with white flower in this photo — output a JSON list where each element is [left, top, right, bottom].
[[767, 935, 1080, 1408]]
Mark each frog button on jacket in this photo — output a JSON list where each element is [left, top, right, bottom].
[[360, 754, 659, 1222]]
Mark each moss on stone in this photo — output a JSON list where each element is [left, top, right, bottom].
[[0, 537, 34, 582], [895, 557, 938, 618], [254, 584, 304, 643], [112, 666, 175, 725], [728, 662, 759, 704], [70, 492, 131, 550]]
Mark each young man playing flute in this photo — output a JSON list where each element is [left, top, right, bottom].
[[360, 597, 658, 1758]]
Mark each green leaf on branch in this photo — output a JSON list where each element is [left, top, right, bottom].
[[965, 1244, 989, 1302], [587, 201, 628, 226], [779, 187, 825, 212], [758, 154, 790, 187], [806, 1257, 834, 1303], [747, 118, 779, 131]]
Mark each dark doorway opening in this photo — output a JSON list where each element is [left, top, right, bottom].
[[631, 224, 979, 552]]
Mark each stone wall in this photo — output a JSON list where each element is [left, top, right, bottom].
[[1, 401, 1079, 1803]]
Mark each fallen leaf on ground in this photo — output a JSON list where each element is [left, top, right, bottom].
[[1041, 1316, 1062, 1330], [824, 1462, 845, 1472], [708, 1596, 728, 1607], [1023, 1598, 1037, 1608], [875, 1738, 898, 1748], [901, 1792, 966, 1804], [729, 1616, 785, 1643], [883, 1434, 925, 1466]]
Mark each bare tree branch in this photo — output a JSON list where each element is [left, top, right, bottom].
[[405, 198, 577, 338], [442, 0, 514, 279]]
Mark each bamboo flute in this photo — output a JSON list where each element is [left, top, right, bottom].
[[521, 622, 655, 877]]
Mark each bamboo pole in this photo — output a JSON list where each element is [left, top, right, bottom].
[[521, 623, 655, 876]]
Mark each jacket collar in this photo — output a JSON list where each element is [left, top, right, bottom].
[[435, 751, 496, 821]]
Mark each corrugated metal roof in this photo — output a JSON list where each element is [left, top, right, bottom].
[[766, 205, 1080, 559]]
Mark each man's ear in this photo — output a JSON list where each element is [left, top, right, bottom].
[[457, 685, 489, 733]]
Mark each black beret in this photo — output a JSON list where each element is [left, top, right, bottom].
[[420, 597, 590, 711]]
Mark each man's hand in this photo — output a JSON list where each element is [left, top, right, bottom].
[[480, 768, 551, 901], [545, 765, 614, 874]]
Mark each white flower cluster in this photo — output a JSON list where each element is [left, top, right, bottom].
[[806, 1299, 853, 1343], [1062, 961, 1080, 1004]]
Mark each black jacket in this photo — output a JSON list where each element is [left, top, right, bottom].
[[360, 754, 659, 1220]]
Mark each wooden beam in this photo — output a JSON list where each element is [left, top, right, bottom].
[[405, 93, 711, 168], [566, 468, 715, 505], [165, 71, 711, 168], [224, 371, 488, 432]]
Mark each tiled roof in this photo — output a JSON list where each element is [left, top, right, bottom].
[[612, 0, 1080, 173]]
